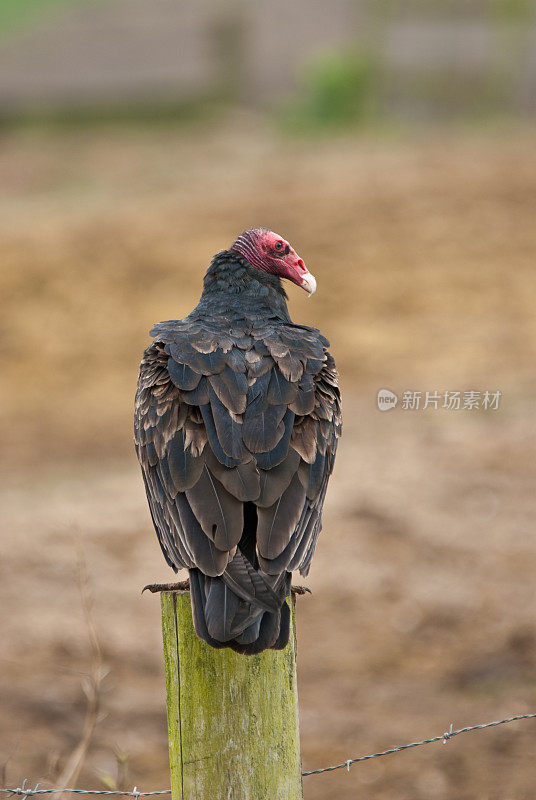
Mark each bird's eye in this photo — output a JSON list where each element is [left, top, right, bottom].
[[274, 241, 283, 251]]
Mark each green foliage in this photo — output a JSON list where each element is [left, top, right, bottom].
[[282, 47, 380, 133], [0, 96, 221, 132], [490, 0, 535, 23], [0, 0, 87, 38]]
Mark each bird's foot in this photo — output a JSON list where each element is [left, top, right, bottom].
[[142, 579, 190, 594], [291, 584, 311, 595]]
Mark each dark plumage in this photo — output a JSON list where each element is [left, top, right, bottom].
[[135, 228, 341, 654]]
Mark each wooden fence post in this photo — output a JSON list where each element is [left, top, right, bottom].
[[160, 590, 303, 800]]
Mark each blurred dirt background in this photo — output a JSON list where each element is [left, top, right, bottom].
[[1, 119, 536, 800]]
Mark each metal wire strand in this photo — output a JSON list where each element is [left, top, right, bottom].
[[301, 713, 536, 776], [1, 712, 534, 790], [2, 790, 171, 798]]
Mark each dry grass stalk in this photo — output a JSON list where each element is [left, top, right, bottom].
[[51, 546, 108, 800]]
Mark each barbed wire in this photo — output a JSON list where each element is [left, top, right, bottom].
[[1, 711, 534, 793], [0, 785, 169, 799], [302, 712, 536, 776]]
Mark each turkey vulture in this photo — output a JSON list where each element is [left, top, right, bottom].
[[135, 228, 341, 654]]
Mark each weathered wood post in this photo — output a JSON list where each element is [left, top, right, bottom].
[[160, 590, 303, 800]]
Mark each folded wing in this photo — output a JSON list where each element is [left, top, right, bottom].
[[135, 317, 341, 652]]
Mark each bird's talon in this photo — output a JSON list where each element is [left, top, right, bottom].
[[291, 585, 311, 595], [142, 580, 190, 594]]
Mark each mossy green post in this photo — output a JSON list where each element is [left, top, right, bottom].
[[160, 590, 303, 800]]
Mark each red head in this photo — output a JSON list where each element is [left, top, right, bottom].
[[231, 228, 316, 296]]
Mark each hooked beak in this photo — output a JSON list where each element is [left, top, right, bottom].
[[300, 271, 317, 297], [286, 251, 317, 297]]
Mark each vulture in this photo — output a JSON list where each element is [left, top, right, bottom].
[[135, 228, 341, 654]]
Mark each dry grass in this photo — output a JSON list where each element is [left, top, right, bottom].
[[1, 118, 536, 799]]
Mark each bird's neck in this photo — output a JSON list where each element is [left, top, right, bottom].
[[196, 250, 291, 320]]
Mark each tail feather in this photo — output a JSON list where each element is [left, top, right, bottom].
[[189, 569, 229, 650], [234, 616, 262, 645], [204, 580, 241, 641], [222, 550, 282, 612], [189, 564, 291, 655]]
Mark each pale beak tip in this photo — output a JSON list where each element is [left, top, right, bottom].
[[301, 272, 317, 297]]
